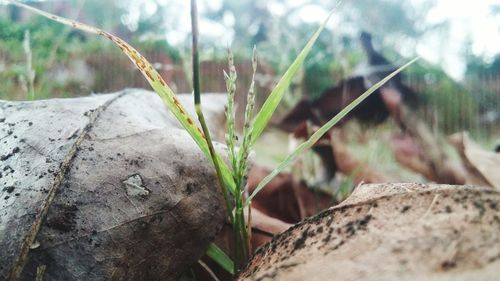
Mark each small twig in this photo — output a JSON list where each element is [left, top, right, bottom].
[[198, 260, 221, 281], [421, 194, 440, 220]]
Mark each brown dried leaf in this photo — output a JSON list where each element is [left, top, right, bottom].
[[0, 90, 227, 281], [449, 132, 500, 189], [247, 165, 333, 224], [247, 208, 292, 249], [330, 129, 393, 183], [240, 183, 500, 281]]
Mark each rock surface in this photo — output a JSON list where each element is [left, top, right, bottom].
[[0, 89, 227, 281], [240, 183, 500, 281]]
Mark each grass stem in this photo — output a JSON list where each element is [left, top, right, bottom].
[[190, 0, 233, 223], [191, 0, 249, 272]]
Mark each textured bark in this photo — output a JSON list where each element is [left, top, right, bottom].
[[0, 89, 227, 281], [240, 183, 500, 281]]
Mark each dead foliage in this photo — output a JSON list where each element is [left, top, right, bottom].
[[240, 183, 500, 281]]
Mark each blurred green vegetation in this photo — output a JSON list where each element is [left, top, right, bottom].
[[0, 0, 498, 139], [0, 9, 182, 100], [404, 61, 480, 135]]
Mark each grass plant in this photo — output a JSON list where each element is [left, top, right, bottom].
[[8, 0, 417, 275]]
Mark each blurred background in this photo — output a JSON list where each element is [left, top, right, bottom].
[[0, 0, 499, 139]]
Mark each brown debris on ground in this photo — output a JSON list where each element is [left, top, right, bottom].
[[240, 183, 500, 281], [248, 165, 333, 224], [449, 132, 500, 189]]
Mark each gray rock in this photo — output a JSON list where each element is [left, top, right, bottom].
[[0, 89, 228, 281]]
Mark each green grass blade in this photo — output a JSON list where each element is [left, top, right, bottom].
[[206, 243, 235, 275], [245, 57, 419, 205], [8, 0, 236, 194], [247, 7, 337, 149]]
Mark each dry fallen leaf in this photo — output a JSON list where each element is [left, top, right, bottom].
[[247, 208, 292, 248], [0, 90, 227, 281], [449, 132, 500, 189], [390, 133, 466, 185], [330, 128, 393, 184], [276, 76, 390, 134], [248, 165, 333, 224], [239, 183, 500, 281]]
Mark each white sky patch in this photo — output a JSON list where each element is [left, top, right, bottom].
[[199, 17, 233, 44], [199, 0, 222, 12], [222, 11, 235, 27], [162, 1, 190, 45], [296, 4, 329, 24], [160, 0, 229, 46], [268, 2, 286, 17], [415, 0, 500, 79], [114, 0, 499, 80]]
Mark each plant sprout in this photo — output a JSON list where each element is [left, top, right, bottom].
[[7, 0, 417, 275]]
